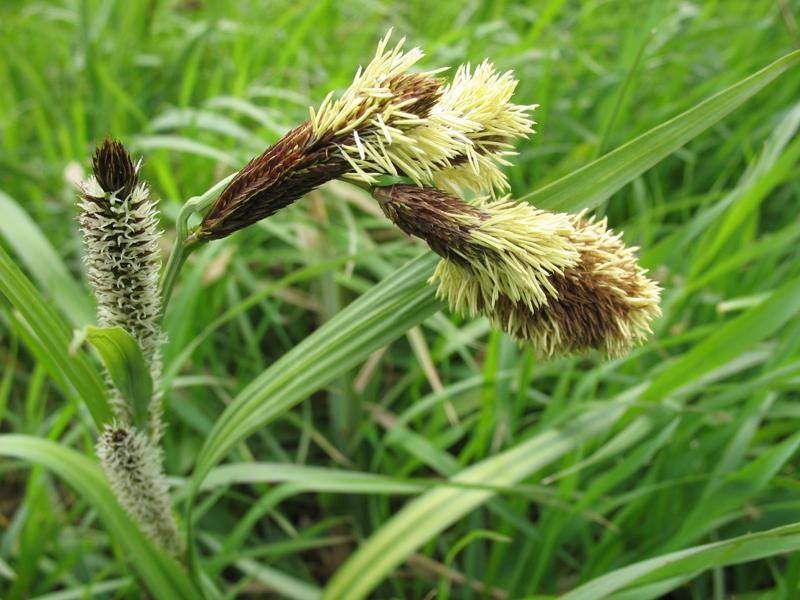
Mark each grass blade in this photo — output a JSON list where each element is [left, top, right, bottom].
[[0, 435, 202, 599], [0, 190, 94, 327], [561, 523, 800, 600], [322, 402, 628, 599], [522, 50, 800, 213], [0, 245, 111, 427]]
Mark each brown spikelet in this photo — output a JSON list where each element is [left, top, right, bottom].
[[373, 184, 484, 265], [199, 122, 349, 240], [92, 138, 139, 199], [198, 72, 445, 241], [484, 214, 661, 358]]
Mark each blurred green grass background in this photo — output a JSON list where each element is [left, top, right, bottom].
[[2, 0, 800, 598]]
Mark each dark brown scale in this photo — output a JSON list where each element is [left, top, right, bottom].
[[486, 228, 648, 355], [372, 184, 486, 267], [92, 139, 139, 199], [200, 122, 351, 240]]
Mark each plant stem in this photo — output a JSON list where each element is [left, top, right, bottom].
[[159, 172, 238, 313]]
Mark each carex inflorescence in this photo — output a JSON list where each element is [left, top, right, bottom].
[[197, 31, 661, 358]]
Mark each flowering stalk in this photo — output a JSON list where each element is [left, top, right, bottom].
[[78, 139, 183, 557], [374, 184, 661, 358], [190, 31, 660, 359], [79, 141, 165, 432], [197, 31, 535, 240]]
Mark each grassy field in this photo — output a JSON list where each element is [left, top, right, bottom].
[[2, 0, 800, 598]]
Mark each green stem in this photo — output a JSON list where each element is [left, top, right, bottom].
[[159, 172, 238, 314]]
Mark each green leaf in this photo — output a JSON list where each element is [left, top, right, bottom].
[[560, 523, 800, 600], [641, 275, 800, 402], [322, 402, 628, 600], [0, 190, 94, 327], [85, 326, 153, 430], [188, 253, 442, 493], [522, 50, 800, 213], [0, 434, 202, 599], [184, 51, 800, 578], [669, 431, 800, 550], [0, 245, 111, 427]]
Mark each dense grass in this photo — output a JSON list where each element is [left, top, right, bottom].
[[2, 0, 800, 598]]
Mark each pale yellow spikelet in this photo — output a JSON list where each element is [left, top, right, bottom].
[[419, 60, 538, 195], [312, 30, 426, 137], [314, 35, 536, 193], [432, 198, 579, 314], [310, 31, 455, 185], [374, 183, 660, 359]]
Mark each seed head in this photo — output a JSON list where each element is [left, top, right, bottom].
[[198, 31, 446, 240], [199, 122, 351, 240], [482, 213, 662, 358], [424, 61, 538, 195], [376, 184, 579, 311], [78, 140, 165, 434], [375, 185, 660, 358], [198, 32, 537, 240]]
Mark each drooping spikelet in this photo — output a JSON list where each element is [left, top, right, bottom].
[[375, 184, 661, 358], [79, 140, 165, 432], [199, 31, 445, 240], [96, 424, 183, 557], [424, 61, 537, 195], [374, 185, 578, 310], [199, 122, 353, 239], [320, 35, 537, 192], [198, 31, 536, 239]]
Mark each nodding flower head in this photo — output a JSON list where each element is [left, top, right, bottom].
[[329, 40, 537, 192], [374, 184, 661, 358], [197, 31, 536, 240], [198, 31, 446, 240], [485, 213, 662, 358]]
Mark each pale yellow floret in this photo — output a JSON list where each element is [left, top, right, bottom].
[[431, 198, 579, 314], [311, 31, 450, 185], [312, 30, 427, 137], [312, 33, 537, 192], [411, 60, 538, 194]]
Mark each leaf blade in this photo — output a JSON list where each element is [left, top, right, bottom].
[[86, 326, 153, 430]]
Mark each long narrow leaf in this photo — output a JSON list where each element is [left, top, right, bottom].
[[0, 435, 201, 599], [522, 50, 800, 212], [0, 245, 111, 427], [0, 190, 94, 327], [322, 403, 628, 599], [561, 523, 800, 600]]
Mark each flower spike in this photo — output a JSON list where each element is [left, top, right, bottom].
[[374, 184, 661, 358]]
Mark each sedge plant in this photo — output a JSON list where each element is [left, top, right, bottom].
[[3, 19, 799, 599], [76, 30, 660, 566]]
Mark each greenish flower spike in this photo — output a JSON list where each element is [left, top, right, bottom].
[[96, 424, 183, 558], [78, 139, 182, 557], [78, 139, 165, 434]]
